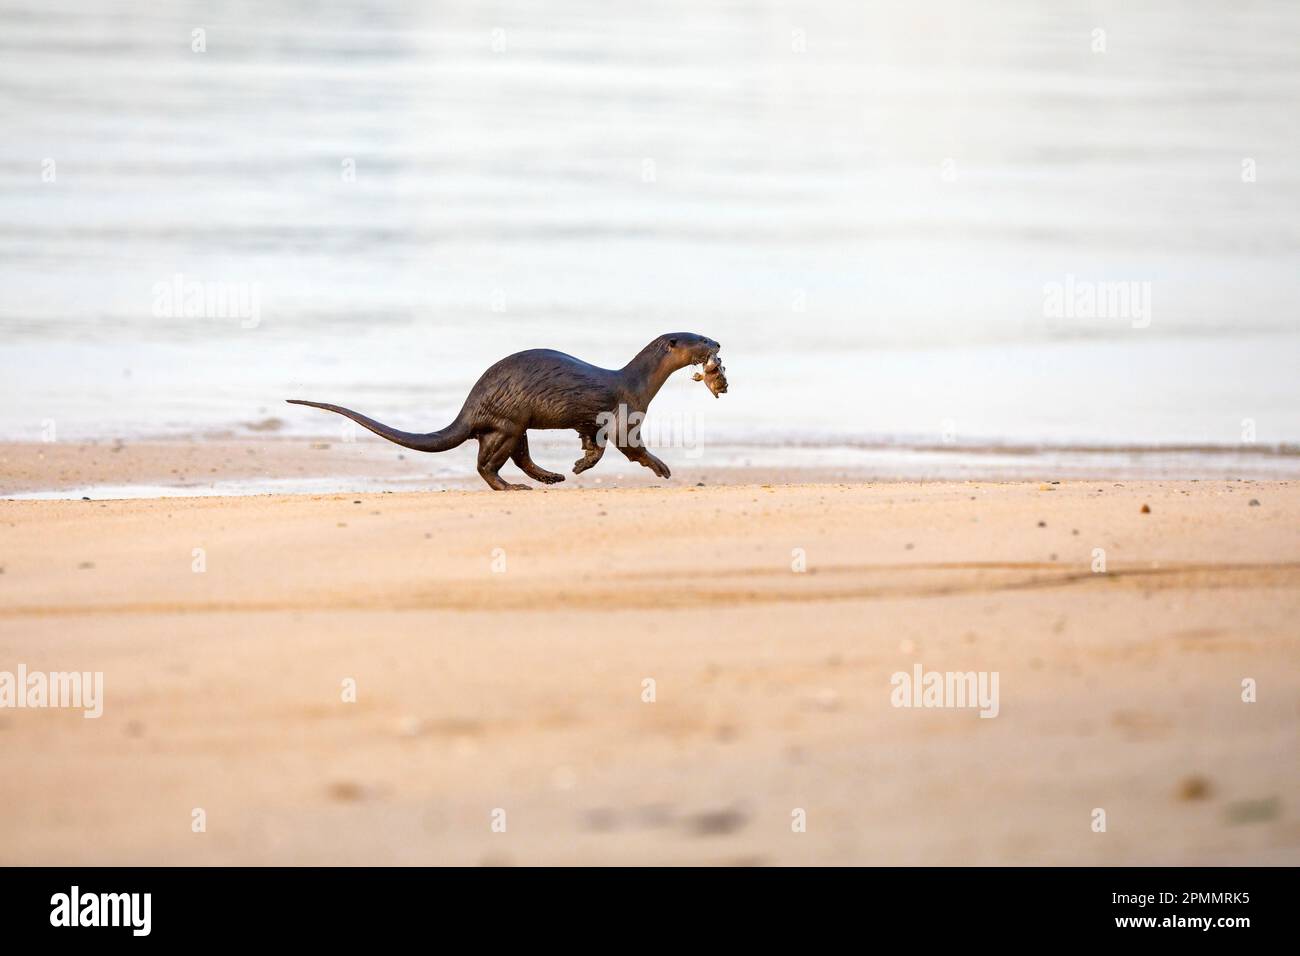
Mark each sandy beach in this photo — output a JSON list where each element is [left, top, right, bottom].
[[5, 0, 1300, 894], [1, 452, 1296, 865]]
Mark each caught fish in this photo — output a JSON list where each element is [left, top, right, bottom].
[[693, 351, 729, 398]]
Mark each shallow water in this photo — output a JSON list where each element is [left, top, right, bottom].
[[2, 0, 1297, 474]]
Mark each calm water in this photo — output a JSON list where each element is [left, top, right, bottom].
[[2, 0, 1298, 476]]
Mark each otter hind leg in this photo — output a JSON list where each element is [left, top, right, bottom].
[[511, 433, 564, 484], [476, 430, 530, 491], [573, 429, 605, 474]]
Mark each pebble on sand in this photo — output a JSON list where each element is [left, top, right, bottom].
[[1224, 796, 1279, 825], [327, 781, 366, 802]]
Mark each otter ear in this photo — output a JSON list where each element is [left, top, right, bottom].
[[667, 337, 678, 347]]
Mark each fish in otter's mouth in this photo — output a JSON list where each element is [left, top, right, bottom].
[[692, 349, 728, 397]]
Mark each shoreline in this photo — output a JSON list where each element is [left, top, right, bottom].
[[4, 438, 1298, 499]]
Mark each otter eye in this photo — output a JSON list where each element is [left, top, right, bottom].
[[667, 338, 678, 347]]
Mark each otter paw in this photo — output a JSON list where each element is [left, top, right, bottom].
[[503, 483, 533, 491], [534, 472, 565, 484], [642, 457, 671, 479]]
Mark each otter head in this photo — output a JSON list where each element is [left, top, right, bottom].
[[658, 332, 721, 371]]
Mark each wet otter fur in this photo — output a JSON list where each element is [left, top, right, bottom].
[[287, 333, 724, 490]]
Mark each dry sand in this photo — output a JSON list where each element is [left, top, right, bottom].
[[0, 453, 1297, 864]]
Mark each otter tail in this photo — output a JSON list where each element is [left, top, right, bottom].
[[286, 399, 470, 453]]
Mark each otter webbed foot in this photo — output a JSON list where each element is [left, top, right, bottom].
[[624, 448, 671, 478], [573, 431, 606, 474], [643, 455, 671, 479], [509, 433, 565, 485]]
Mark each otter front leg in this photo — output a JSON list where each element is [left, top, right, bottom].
[[617, 442, 671, 479], [476, 429, 531, 491], [573, 429, 605, 474], [510, 433, 564, 484]]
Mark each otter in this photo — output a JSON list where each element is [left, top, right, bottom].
[[287, 333, 724, 491]]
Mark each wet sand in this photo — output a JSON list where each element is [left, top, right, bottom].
[[1, 472, 1296, 864], [4, 437, 1298, 501], [0, 438, 875, 497]]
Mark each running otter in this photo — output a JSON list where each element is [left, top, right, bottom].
[[287, 333, 724, 491]]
